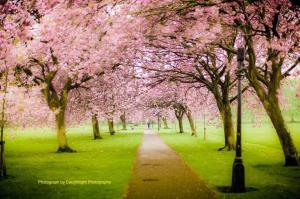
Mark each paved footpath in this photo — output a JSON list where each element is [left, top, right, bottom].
[[123, 129, 217, 199]]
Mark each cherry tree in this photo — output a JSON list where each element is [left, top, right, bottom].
[[134, 0, 300, 164], [13, 1, 129, 152], [0, 0, 38, 177], [133, 22, 248, 149], [139, 79, 207, 135], [229, 0, 300, 166], [73, 64, 140, 136]]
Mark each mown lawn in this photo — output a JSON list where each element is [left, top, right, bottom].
[[1, 120, 300, 199], [159, 122, 300, 199], [0, 125, 143, 199]]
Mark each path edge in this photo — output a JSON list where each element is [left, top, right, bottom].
[[121, 131, 145, 199], [156, 131, 219, 198]]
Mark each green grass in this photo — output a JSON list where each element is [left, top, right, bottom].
[[0, 125, 143, 199], [2, 119, 300, 199], [159, 122, 300, 199]]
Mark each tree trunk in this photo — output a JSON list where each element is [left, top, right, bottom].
[[203, 114, 207, 141], [108, 118, 115, 135], [0, 68, 8, 178], [92, 115, 102, 139], [55, 109, 75, 152], [186, 110, 196, 136], [175, 108, 184, 133], [41, 75, 75, 152], [0, 140, 6, 178], [245, 33, 299, 166], [178, 116, 184, 133], [157, 116, 161, 131], [263, 97, 299, 166], [120, 113, 127, 130], [162, 117, 169, 129], [218, 102, 235, 151], [212, 85, 236, 151]]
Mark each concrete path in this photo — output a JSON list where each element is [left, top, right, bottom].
[[123, 129, 217, 199]]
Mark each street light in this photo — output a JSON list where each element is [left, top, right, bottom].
[[231, 48, 245, 192]]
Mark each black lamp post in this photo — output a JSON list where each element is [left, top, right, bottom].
[[231, 48, 245, 192]]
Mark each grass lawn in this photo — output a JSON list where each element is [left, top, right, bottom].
[[0, 125, 143, 199], [1, 119, 300, 199], [159, 122, 300, 199]]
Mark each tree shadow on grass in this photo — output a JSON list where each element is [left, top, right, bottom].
[[253, 163, 300, 179], [253, 163, 283, 168], [0, 174, 16, 180], [253, 163, 300, 169], [216, 186, 259, 193]]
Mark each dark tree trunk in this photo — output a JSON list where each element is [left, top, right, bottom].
[[108, 118, 115, 135], [215, 95, 236, 151], [92, 115, 102, 139], [219, 104, 235, 151], [120, 113, 127, 130], [0, 140, 6, 178], [245, 37, 299, 166], [0, 69, 7, 178], [216, 99, 236, 151], [175, 108, 184, 133], [162, 117, 169, 129], [186, 110, 196, 136], [263, 96, 299, 166], [178, 116, 184, 133]]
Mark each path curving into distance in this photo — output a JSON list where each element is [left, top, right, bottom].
[[123, 129, 217, 199]]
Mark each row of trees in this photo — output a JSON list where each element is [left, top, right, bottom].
[[129, 0, 300, 165], [0, 0, 299, 172]]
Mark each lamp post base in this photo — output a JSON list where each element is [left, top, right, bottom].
[[231, 158, 245, 192]]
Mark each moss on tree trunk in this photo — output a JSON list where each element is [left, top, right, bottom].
[[263, 97, 299, 166], [55, 110, 75, 152], [218, 102, 236, 151], [245, 37, 299, 166]]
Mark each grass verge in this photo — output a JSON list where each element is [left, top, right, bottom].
[[159, 123, 300, 199], [0, 126, 142, 199]]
